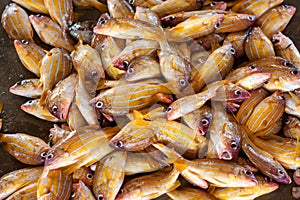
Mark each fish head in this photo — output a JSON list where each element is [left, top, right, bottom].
[[124, 66, 138, 81], [271, 32, 292, 49], [29, 14, 50, 28], [47, 98, 66, 121], [109, 136, 127, 151], [269, 165, 291, 184], [235, 166, 258, 187], [112, 57, 130, 70], [9, 79, 34, 94], [197, 112, 212, 135], [44, 148, 71, 170], [213, 1, 227, 10], [176, 76, 190, 91], [282, 5, 296, 16], [115, 190, 140, 200], [20, 99, 39, 112], [37, 146, 51, 164], [223, 83, 251, 102], [279, 69, 300, 91], [89, 96, 112, 120], [161, 13, 184, 27], [166, 101, 183, 121], [258, 176, 280, 191], [13, 39, 31, 51]]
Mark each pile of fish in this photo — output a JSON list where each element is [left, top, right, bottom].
[[1, 0, 300, 199]]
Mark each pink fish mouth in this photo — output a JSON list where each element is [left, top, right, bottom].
[[219, 150, 233, 160]]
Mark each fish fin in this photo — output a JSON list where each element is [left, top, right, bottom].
[[40, 90, 48, 106], [167, 180, 181, 191], [43, 50, 52, 56], [133, 110, 145, 120], [154, 93, 173, 104], [207, 185, 216, 193], [288, 91, 300, 106], [152, 143, 183, 165]]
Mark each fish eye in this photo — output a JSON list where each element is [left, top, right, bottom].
[[71, 191, 76, 198], [248, 65, 256, 70], [127, 68, 134, 74], [215, 22, 220, 29], [101, 44, 105, 50], [122, 61, 129, 69], [201, 119, 209, 125], [279, 95, 285, 100], [129, 0, 135, 4], [28, 100, 33, 104], [210, 2, 216, 6], [86, 173, 93, 179], [179, 79, 186, 86], [278, 169, 284, 175], [21, 40, 29, 45], [99, 19, 107, 25], [285, 118, 290, 124], [169, 16, 176, 20], [36, 14, 43, 18], [231, 141, 238, 149], [234, 90, 241, 96], [52, 106, 58, 113], [16, 81, 22, 85], [264, 80, 269, 84], [166, 107, 172, 113], [244, 168, 252, 176], [290, 70, 298, 75], [47, 153, 54, 159], [98, 194, 104, 200], [230, 48, 236, 55], [91, 71, 98, 78], [40, 151, 47, 158], [283, 4, 289, 8], [248, 15, 255, 21], [284, 61, 293, 67], [49, 134, 53, 139], [116, 141, 124, 148], [96, 101, 104, 109]]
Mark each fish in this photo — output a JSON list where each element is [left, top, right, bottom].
[[125, 152, 163, 175], [72, 166, 94, 188], [13, 40, 45, 77], [125, 55, 161, 82], [69, 20, 97, 44], [235, 72, 271, 90], [215, 13, 256, 33], [116, 166, 180, 199], [90, 82, 174, 120], [6, 182, 38, 200], [150, 0, 203, 17], [239, 56, 297, 69], [202, 1, 227, 10], [67, 102, 88, 131], [134, 6, 161, 26], [0, 133, 50, 165], [244, 27, 275, 61], [107, 0, 134, 18], [154, 143, 258, 188], [72, 181, 96, 200], [231, 0, 284, 17], [0, 167, 43, 199], [21, 99, 64, 122], [112, 39, 159, 70], [9, 79, 43, 98], [209, 175, 279, 200], [272, 32, 300, 67], [284, 92, 300, 118], [71, 38, 105, 84], [29, 14, 74, 52], [191, 44, 235, 92], [257, 5, 296, 38], [46, 73, 77, 120], [167, 13, 224, 40], [93, 18, 164, 41], [44, 0, 73, 31], [245, 91, 285, 133], [126, 0, 163, 8], [93, 151, 127, 200], [196, 33, 226, 51], [241, 128, 291, 184], [167, 187, 218, 200], [182, 105, 212, 135], [72, 0, 108, 12], [223, 30, 249, 58], [207, 103, 242, 160], [283, 115, 300, 140], [37, 169, 72, 200], [39, 48, 73, 105], [1, 3, 34, 42], [255, 117, 283, 137], [236, 88, 268, 124], [49, 124, 73, 146], [12, 0, 48, 14], [225, 64, 262, 83]]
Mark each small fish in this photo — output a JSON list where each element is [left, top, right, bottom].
[[182, 105, 212, 136], [46, 73, 77, 120], [21, 99, 63, 122], [202, 1, 227, 10], [72, 166, 94, 188], [272, 32, 300, 67], [72, 181, 96, 200], [93, 151, 127, 200], [126, 0, 163, 8], [72, 0, 108, 12], [14, 40, 45, 77], [215, 13, 256, 33], [44, 0, 73, 31], [29, 14, 74, 52], [116, 166, 180, 199], [257, 5, 296, 38], [225, 64, 262, 83], [283, 115, 300, 139], [39, 48, 73, 105], [12, 0, 48, 14], [235, 72, 271, 90], [6, 182, 38, 200], [107, 0, 134, 18], [284, 92, 300, 118], [134, 6, 161, 26], [37, 169, 72, 200], [0, 133, 50, 165], [1, 3, 34, 42], [9, 79, 43, 98], [49, 124, 72, 146], [167, 187, 218, 200], [67, 102, 88, 131], [209, 175, 279, 200], [0, 167, 43, 199], [245, 27, 275, 61], [196, 33, 226, 51], [223, 30, 249, 58], [69, 20, 97, 44]]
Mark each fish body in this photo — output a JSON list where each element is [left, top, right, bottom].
[[107, 0, 134, 18], [224, 30, 249, 58], [134, 6, 161, 26], [215, 13, 256, 33], [9, 79, 43, 98], [167, 187, 217, 200], [284, 115, 300, 139], [72, 181, 96, 200], [6, 182, 38, 200], [12, 0, 48, 14]]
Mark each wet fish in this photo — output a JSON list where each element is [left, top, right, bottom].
[[67, 102, 88, 131], [9, 79, 43, 98], [203, 1, 227, 10], [12, 0, 48, 14], [0, 167, 43, 199], [72, 0, 108, 12], [93, 151, 127, 200], [46, 74, 77, 121], [49, 124, 73, 146], [6, 182, 38, 200], [225, 64, 262, 83], [284, 115, 300, 140], [235, 72, 271, 90], [134, 6, 161, 26], [245, 27, 275, 61], [196, 33, 226, 51], [116, 166, 180, 199], [72, 181, 96, 200], [69, 20, 96, 44], [29, 14, 74, 52], [39, 48, 73, 105], [1, 3, 34, 42], [215, 13, 256, 33], [167, 187, 217, 200], [223, 30, 249, 58], [0, 133, 50, 165], [108, 0, 134, 18], [14, 40, 45, 77], [126, 0, 163, 8], [72, 166, 94, 188], [284, 92, 300, 118]]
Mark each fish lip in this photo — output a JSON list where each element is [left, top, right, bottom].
[[219, 151, 232, 160]]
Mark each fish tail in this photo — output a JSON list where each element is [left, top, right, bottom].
[[152, 143, 184, 165], [39, 90, 48, 106]]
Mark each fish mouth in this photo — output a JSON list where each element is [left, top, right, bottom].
[[219, 151, 232, 160]]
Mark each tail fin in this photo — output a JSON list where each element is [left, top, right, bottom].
[[39, 90, 48, 106], [152, 143, 183, 164]]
